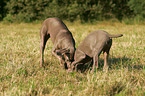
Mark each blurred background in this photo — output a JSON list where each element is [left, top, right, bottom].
[[0, 0, 145, 23]]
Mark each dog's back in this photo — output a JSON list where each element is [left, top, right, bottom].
[[71, 30, 123, 72], [77, 31, 108, 57], [75, 30, 123, 59], [42, 18, 70, 43], [40, 17, 76, 67]]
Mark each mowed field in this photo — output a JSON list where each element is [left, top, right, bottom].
[[0, 21, 145, 96]]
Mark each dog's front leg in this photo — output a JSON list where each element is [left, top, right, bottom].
[[51, 45, 64, 66], [92, 55, 99, 72], [70, 51, 86, 71]]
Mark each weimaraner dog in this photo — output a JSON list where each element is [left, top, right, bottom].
[[40, 17, 75, 68], [70, 30, 123, 72]]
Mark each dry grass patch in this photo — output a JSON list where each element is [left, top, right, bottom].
[[0, 21, 145, 96]]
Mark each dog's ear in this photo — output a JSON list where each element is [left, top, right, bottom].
[[55, 49, 70, 55], [55, 49, 63, 55]]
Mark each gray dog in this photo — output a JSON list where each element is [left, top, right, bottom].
[[40, 18, 75, 68], [70, 30, 123, 72]]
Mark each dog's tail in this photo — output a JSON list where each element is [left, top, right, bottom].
[[108, 34, 123, 38]]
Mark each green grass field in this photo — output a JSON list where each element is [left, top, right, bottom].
[[0, 21, 145, 96]]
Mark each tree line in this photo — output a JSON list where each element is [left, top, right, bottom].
[[0, 0, 145, 23]]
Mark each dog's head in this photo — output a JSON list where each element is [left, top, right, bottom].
[[55, 48, 75, 62]]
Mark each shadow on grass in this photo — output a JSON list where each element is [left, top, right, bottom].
[[76, 56, 144, 73], [108, 56, 144, 71], [37, 55, 143, 73], [43, 58, 68, 71]]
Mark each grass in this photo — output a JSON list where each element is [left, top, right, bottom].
[[0, 21, 145, 96]]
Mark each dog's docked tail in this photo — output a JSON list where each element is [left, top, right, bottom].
[[108, 34, 123, 38]]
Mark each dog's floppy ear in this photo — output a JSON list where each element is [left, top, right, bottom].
[[55, 49, 70, 55]]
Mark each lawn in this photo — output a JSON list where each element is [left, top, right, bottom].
[[0, 21, 145, 96]]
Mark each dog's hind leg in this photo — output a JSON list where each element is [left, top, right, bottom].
[[103, 39, 112, 71], [40, 27, 50, 67], [92, 40, 106, 72]]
